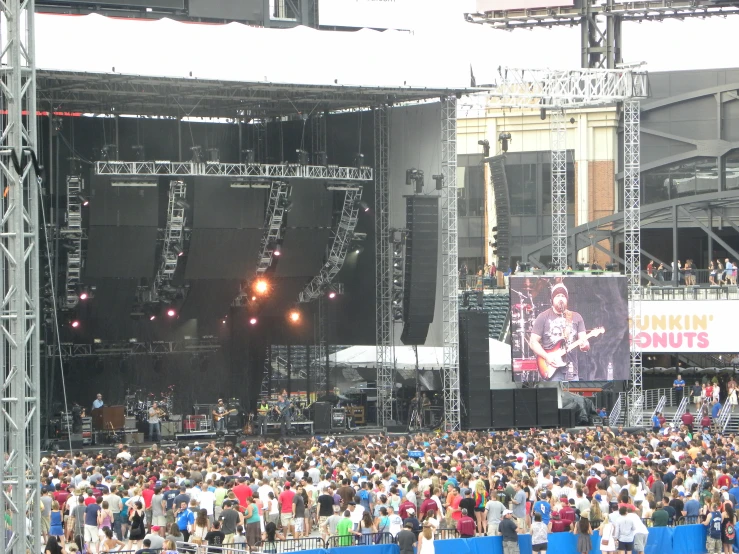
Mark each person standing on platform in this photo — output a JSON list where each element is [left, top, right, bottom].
[[148, 403, 161, 443], [257, 399, 270, 435], [499, 510, 519, 554], [92, 393, 104, 411]]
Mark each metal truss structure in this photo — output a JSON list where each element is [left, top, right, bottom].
[[441, 96, 461, 432], [256, 181, 291, 274], [95, 161, 373, 181], [391, 230, 407, 323], [466, 1, 739, 69], [47, 338, 221, 358], [154, 180, 187, 292], [61, 175, 83, 307], [374, 104, 393, 427], [316, 296, 329, 394], [550, 109, 568, 270], [0, 1, 41, 553], [488, 67, 648, 109], [298, 188, 362, 303], [624, 99, 643, 426]]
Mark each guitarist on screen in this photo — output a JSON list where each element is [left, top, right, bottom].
[[529, 282, 590, 381]]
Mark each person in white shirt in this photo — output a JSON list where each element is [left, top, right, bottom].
[[199, 487, 215, 523]]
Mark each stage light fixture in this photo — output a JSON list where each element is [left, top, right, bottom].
[[166, 308, 176, 318], [222, 319, 227, 325], [71, 320, 80, 329], [477, 139, 490, 158], [328, 291, 337, 299], [432, 174, 444, 190], [174, 198, 190, 210], [354, 245, 365, 254], [358, 201, 370, 212], [498, 132, 512, 153], [79, 291, 88, 301], [251, 295, 257, 301], [249, 317, 258, 325], [149, 314, 156, 321], [289, 309, 301, 323], [79, 195, 90, 207], [254, 280, 269, 294], [273, 244, 282, 257]]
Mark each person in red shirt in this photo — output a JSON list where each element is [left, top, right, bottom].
[[549, 510, 571, 532], [456, 508, 476, 538], [83, 490, 97, 506], [142, 482, 155, 530], [54, 484, 70, 514], [559, 499, 576, 526], [278, 482, 296, 539], [585, 473, 600, 498], [681, 409, 695, 432], [398, 497, 416, 520], [717, 469, 731, 490], [232, 477, 253, 507], [419, 490, 436, 521]]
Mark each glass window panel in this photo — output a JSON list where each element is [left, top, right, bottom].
[[508, 163, 537, 215], [467, 165, 484, 216], [641, 156, 717, 204], [726, 149, 739, 190]]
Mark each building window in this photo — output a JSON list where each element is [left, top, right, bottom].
[[641, 156, 718, 204], [726, 149, 739, 190], [457, 155, 484, 217]]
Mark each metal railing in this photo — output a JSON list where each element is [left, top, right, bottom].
[[670, 395, 690, 428], [628, 394, 643, 427], [650, 395, 666, 421], [609, 393, 623, 427], [461, 274, 501, 290], [644, 388, 670, 412], [326, 532, 396, 548], [257, 537, 325, 552], [717, 401, 733, 433]]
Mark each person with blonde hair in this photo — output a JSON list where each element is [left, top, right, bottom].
[[418, 522, 435, 554], [599, 514, 617, 552]]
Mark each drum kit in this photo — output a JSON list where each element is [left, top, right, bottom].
[[125, 385, 175, 422]]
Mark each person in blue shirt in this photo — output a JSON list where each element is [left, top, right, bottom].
[[531, 490, 551, 524], [712, 401, 722, 419], [673, 375, 686, 400], [92, 393, 104, 410], [651, 413, 661, 432]]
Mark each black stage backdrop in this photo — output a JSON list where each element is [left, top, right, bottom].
[[510, 275, 629, 382]]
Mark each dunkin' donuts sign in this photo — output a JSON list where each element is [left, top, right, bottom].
[[633, 301, 730, 352]]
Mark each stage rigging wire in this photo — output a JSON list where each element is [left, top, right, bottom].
[[38, 170, 74, 454]]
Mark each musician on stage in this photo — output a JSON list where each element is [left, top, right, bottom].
[[148, 402, 161, 443], [529, 282, 590, 381], [257, 398, 270, 436], [92, 393, 104, 410], [275, 394, 291, 438], [214, 398, 228, 433]]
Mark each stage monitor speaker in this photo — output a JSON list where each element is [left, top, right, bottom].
[[559, 408, 576, 428], [401, 196, 438, 345], [490, 390, 514, 429], [312, 402, 332, 433], [537, 388, 558, 427], [487, 155, 511, 267], [514, 389, 538, 427], [459, 312, 491, 429]]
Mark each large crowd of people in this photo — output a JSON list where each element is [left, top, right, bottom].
[[34, 422, 739, 554]]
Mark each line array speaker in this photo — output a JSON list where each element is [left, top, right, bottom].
[[311, 402, 332, 433], [487, 155, 511, 268], [537, 388, 559, 427], [490, 390, 514, 429], [513, 389, 538, 427], [459, 312, 491, 429], [401, 196, 439, 345]]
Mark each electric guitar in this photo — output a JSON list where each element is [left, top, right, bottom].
[[536, 327, 605, 380], [212, 408, 238, 422]]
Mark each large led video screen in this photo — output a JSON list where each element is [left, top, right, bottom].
[[510, 275, 629, 383]]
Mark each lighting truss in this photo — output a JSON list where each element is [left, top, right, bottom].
[[96, 161, 373, 181], [298, 188, 362, 303], [256, 181, 290, 273], [624, 99, 643, 426], [441, 95, 461, 432], [391, 230, 407, 322], [153, 180, 187, 293], [0, 1, 41, 552], [487, 67, 648, 109], [61, 175, 84, 308], [550, 110, 568, 270], [47, 338, 221, 358]]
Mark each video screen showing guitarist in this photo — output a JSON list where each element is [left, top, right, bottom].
[[529, 283, 590, 381]]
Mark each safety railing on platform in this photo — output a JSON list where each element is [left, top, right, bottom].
[[257, 538, 326, 552], [718, 400, 733, 434], [609, 393, 623, 427], [644, 387, 672, 410], [650, 394, 666, 421], [670, 395, 690, 428], [434, 529, 461, 540], [628, 394, 643, 427]]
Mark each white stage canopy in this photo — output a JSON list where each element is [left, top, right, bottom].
[[330, 338, 511, 370]]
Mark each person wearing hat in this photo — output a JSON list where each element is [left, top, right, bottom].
[[529, 281, 590, 381], [396, 521, 417, 554], [499, 510, 519, 554]]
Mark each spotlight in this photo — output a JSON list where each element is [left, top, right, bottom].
[[222, 319, 227, 325], [251, 295, 257, 301], [328, 291, 337, 299], [282, 200, 293, 213], [354, 245, 364, 254], [79, 291, 88, 301], [432, 175, 444, 190], [166, 308, 176, 318], [249, 317, 258, 325], [149, 314, 156, 321], [477, 139, 490, 158], [176, 247, 185, 257], [254, 280, 269, 294], [273, 244, 282, 257], [288, 309, 301, 323], [174, 198, 190, 210], [71, 320, 80, 329], [358, 201, 370, 213], [79, 195, 90, 207]]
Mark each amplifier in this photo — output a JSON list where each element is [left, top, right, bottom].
[[125, 417, 137, 430], [125, 432, 144, 444], [169, 414, 182, 422], [160, 421, 179, 437]]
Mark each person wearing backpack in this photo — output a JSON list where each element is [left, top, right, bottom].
[[721, 503, 736, 554], [704, 503, 723, 554]]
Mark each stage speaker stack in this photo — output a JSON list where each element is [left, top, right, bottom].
[[311, 402, 332, 433], [537, 388, 559, 427], [513, 389, 538, 427], [490, 390, 514, 429], [459, 311, 491, 429], [401, 196, 439, 345], [487, 155, 511, 268], [559, 408, 577, 428]]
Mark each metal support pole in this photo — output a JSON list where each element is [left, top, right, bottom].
[[0, 1, 41, 553], [374, 104, 393, 426], [672, 205, 679, 286], [551, 108, 568, 270], [624, 100, 642, 427], [441, 96, 461, 431]]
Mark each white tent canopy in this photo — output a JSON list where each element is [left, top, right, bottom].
[[330, 338, 511, 369]]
